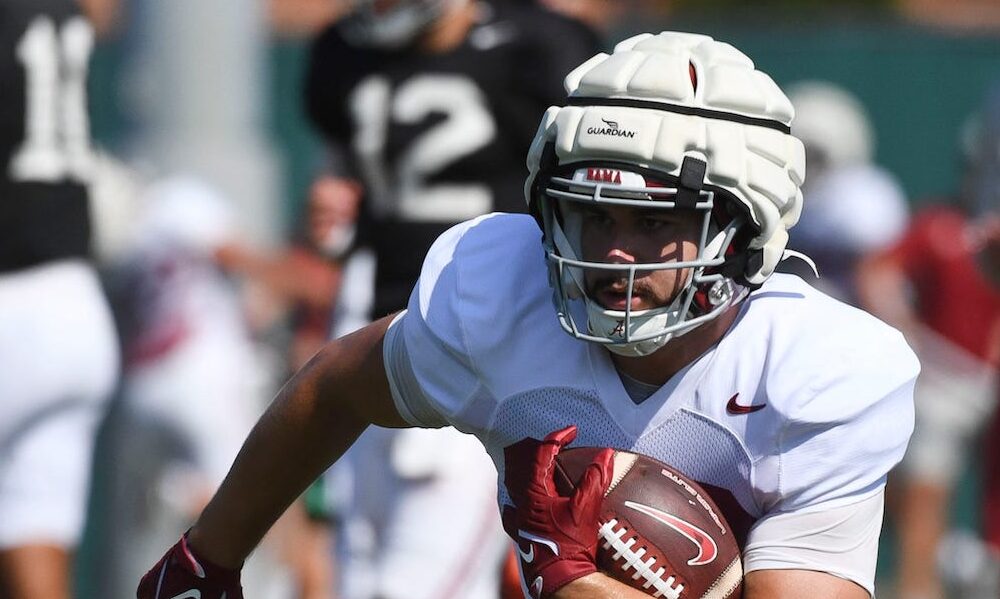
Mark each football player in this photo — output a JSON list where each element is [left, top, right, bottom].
[[305, 0, 600, 324], [0, 1, 118, 597], [139, 32, 917, 599]]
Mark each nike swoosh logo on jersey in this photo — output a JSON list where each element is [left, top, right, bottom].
[[518, 543, 535, 563], [624, 501, 719, 565], [169, 591, 201, 599], [726, 392, 765, 414]]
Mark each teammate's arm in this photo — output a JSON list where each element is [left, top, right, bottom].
[[186, 314, 407, 568]]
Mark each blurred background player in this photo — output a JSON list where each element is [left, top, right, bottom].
[[0, 1, 118, 597], [213, 171, 361, 372], [307, 0, 601, 328], [76, 0, 341, 594], [857, 86, 1000, 599], [785, 80, 910, 303], [302, 1, 601, 597], [90, 169, 358, 599], [91, 175, 288, 598], [213, 172, 362, 599]]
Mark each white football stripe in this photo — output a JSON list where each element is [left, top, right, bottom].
[[700, 557, 743, 599], [606, 451, 637, 496]]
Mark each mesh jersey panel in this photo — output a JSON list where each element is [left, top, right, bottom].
[[486, 387, 756, 518], [633, 409, 756, 515], [487, 386, 629, 507]]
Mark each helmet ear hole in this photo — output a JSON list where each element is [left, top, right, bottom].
[[705, 193, 758, 286]]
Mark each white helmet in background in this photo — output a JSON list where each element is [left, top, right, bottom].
[[787, 81, 874, 175], [134, 176, 236, 256], [525, 32, 805, 357], [340, 0, 465, 49]]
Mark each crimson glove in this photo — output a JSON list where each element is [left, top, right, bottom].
[[501, 425, 614, 599], [136, 533, 243, 599]]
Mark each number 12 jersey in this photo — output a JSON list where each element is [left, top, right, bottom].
[[305, 1, 600, 319]]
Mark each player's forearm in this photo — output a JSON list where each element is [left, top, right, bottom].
[[188, 317, 402, 568], [186, 352, 366, 568], [552, 573, 651, 599]]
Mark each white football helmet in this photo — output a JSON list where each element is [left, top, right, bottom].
[[340, 0, 465, 49], [525, 32, 806, 357]]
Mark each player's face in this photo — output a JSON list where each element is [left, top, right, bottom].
[[577, 204, 701, 311]]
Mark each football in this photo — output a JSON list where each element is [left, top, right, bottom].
[[554, 448, 742, 599]]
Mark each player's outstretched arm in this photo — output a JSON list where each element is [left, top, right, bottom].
[[743, 569, 869, 598], [191, 314, 407, 564], [138, 314, 407, 596]]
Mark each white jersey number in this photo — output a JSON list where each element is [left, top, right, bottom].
[[8, 15, 94, 184], [349, 74, 497, 222]]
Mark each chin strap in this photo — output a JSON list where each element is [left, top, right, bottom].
[[675, 156, 707, 209], [529, 142, 560, 232]]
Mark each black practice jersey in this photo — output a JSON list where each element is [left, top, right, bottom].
[[0, 0, 93, 271], [306, 1, 600, 318]]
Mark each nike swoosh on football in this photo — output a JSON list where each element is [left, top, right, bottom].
[[624, 501, 719, 566], [726, 392, 765, 414]]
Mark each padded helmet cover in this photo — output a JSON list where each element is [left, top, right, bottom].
[[525, 32, 806, 286]]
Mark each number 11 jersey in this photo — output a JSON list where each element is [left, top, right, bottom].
[[0, 0, 94, 272]]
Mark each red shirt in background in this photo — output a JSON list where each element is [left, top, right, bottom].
[[887, 205, 1000, 360], [886, 204, 1000, 550]]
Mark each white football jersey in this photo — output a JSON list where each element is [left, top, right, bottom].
[[383, 213, 919, 594]]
